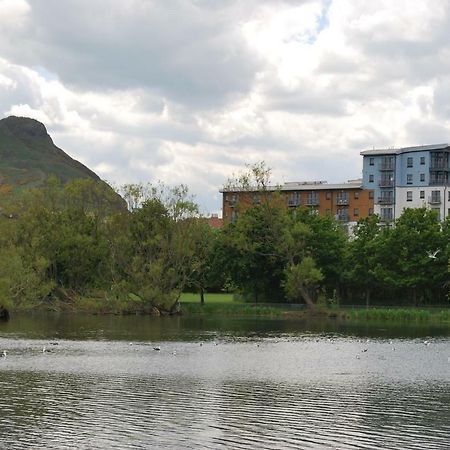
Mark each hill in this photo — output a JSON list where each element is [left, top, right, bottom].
[[0, 116, 124, 207]]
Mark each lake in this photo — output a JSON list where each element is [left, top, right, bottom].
[[1, 314, 449, 449]]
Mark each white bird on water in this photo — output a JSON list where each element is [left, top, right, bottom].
[[1, 350, 6, 358], [427, 249, 440, 259]]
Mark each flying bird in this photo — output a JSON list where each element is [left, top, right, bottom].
[[427, 249, 440, 259]]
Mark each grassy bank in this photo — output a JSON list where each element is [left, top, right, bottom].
[[343, 307, 450, 323], [180, 292, 283, 316], [180, 294, 450, 322]]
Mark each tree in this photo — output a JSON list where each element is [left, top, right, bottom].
[[345, 215, 381, 308], [372, 208, 445, 305], [283, 257, 324, 308]]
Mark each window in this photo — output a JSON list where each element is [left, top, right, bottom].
[[326, 192, 331, 200], [407, 191, 413, 202], [368, 208, 374, 216], [354, 191, 360, 199], [369, 157, 374, 166], [420, 156, 425, 165], [448, 191, 450, 201], [369, 191, 374, 199], [420, 173, 425, 182], [430, 190, 441, 204], [407, 157, 413, 168], [420, 191, 425, 199], [407, 174, 413, 184], [381, 208, 393, 221], [354, 208, 359, 216], [369, 174, 374, 183]]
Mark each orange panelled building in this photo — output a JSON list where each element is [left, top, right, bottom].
[[221, 180, 374, 226]]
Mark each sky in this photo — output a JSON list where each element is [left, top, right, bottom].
[[1, 0, 450, 214]]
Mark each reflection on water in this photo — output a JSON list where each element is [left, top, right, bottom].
[[0, 315, 449, 449]]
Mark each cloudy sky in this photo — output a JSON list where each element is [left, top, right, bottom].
[[1, 0, 450, 213]]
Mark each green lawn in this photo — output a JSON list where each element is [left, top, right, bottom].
[[180, 292, 239, 304]]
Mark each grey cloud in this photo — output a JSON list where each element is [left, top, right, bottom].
[[0, 0, 264, 110]]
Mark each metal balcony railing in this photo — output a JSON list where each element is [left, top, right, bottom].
[[336, 198, 349, 206], [430, 162, 449, 171], [428, 196, 441, 205], [305, 198, 320, 206], [379, 163, 395, 171], [378, 197, 394, 205], [287, 199, 301, 207], [379, 179, 395, 187]]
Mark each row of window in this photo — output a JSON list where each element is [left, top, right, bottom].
[[324, 207, 374, 217], [368, 173, 427, 184], [406, 190, 450, 202], [368, 156, 426, 166]]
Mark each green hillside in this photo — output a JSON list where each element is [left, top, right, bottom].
[[0, 116, 123, 206]]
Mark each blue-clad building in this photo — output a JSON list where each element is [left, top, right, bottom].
[[361, 144, 450, 221]]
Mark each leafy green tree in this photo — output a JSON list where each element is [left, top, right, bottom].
[[283, 257, 324, 308], [345, 215, 381, 307], [373, 208, 445, 305]]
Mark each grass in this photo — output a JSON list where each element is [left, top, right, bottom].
[[180, 292, 285, 316], [180, 292, 238, 304], [181, 302, 283, 317], [344, 307, 450, 323]]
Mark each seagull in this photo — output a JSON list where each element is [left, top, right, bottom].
[[42, 346, 52, 353], [427, 249, 440, 259], [1, 350, 6, 358]]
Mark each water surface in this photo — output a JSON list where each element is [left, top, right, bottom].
[[1, 314, 449, 449]]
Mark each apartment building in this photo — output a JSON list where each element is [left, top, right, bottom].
[[222, 179, 374, 227], [361, 143, 450, 221]]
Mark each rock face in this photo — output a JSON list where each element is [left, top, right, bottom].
[[0, 305, 9, 321]]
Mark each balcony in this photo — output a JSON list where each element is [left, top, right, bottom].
[[430, 176, 449, 185], [287, 199, 301, 207], [428, 195, 441, 205], [336, 214, 349, 222], [379, 163, 395, 171], [336, 198, 349, 206], [430, 162, 449, 171], [378, 197, 394, 205], [305, 198, 319, 206], [379, 179, 395, 188]]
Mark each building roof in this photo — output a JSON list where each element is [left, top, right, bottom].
[[221, 179, 363, 193], [360, 143, 449, 156]]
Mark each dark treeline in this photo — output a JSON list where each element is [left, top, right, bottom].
[[0, 166, 449, 314]]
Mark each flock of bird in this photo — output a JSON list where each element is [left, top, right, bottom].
[[0, 338, 434, 360]]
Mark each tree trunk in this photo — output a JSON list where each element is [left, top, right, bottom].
[[200, 287, 205, 305], [365, 288, 371, 310], [0, 305, 9, 321], [299, 285, 315, 309]]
